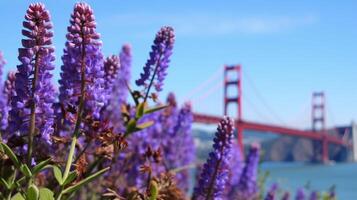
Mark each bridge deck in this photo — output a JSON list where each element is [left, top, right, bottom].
[[193, 113, 349, 146]]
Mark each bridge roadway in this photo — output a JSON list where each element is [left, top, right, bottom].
[[193, 113, 349, 147]]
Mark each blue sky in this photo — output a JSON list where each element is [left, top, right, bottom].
[[0, 0, 356, 129]]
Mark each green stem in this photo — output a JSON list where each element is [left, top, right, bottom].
[[63, 28, 86, 182], [27, 52, 40, 166], [63, 136, 77, 181], [7, 170, 17, 200], [143, 53, 163, 102], [205, 148, 224, 200], [55, 188, 63, 200]]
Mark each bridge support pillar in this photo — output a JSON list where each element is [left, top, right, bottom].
[[312, 92, 328, 163], [237, 123, 244, 153], [224, 65, 243, 155], [352, 121, 357, 162], [322, 137, 329, 163]]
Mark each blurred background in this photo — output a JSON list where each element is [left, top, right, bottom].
[[0, 0, 356, 199]]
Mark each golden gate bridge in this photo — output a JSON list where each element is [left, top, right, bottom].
[[190, 65, 353, 163]]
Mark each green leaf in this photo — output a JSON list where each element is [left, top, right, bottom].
[[125, 119, 137, 136], [144, 105, 168, 115], [62, 171, 77, 186], [0, 143, 20, 168], [149, 180, 158, 200], [27, 184, 39, 200], [20, 164, 32, 177], [136, 102, 145, 119], [39, 188, 54, 200], [0, 178, 10, 190], [136, 121, 154, 130], [11, 193, 25, 200], [32, 158, 51, 175], [62, 167, 109, 195], [52, 165, 63, 185], [12, 176, 26, 190]]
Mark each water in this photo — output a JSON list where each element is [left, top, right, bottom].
[[261, 162, 357, 200]]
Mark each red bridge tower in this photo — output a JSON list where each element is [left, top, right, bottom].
[[311, 92, 328, 162], [224, 65, 243, 152]]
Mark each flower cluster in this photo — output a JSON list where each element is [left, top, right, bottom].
[[233, 143, 261, 200], [101, 54, 120, 119], [264, 183, 278, 200], [193, 116, 234, 199], [112, 93, 195, 193], [295, 188, 306, 200], [7, 3, 56, 162], [225, 142, 244, 198], [103, 55, 120, 94], [136, 26, 174, 93], [59, 2, 105, 126], [104, 44, 132, 132], [0, 52, 8, 132], [4, 71, 17, 104]]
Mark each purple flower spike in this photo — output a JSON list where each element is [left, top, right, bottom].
[[4, 71, 17, 104], [225, 142, 244, 199], [104, 55, 120, 95], [193, 116, 234, 200], [264, 183, 279, 200], [119, 44, 132, 85], [0, 52, 8, 131], [282, 192, 290, 200], [135, 26, 175, 92], [1, 71, 16, 141], [59, 2, 105, 126], [8, 3, 56, 150], [309, 191, 318, 200], [166, 101, 195, 192], [295, 188, 305, 200], [235, 143, 260, 200], [105, 44, 132, 131], [101, 54, 120, 120]]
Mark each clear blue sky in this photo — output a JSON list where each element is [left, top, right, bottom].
[[0, 0, 356, 129]]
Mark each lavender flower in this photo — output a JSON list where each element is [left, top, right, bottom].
[[193, 116, 234, 200], [103, 55, 120, 93], [235, 143, 260, 200], [112, 93, 195, 193], [59, 2, 105, 130], [328, 187, 336, 199], [4, 71, 17, 104], [136, 26, 174, 93], [119, 44, 132, 88], [295, 188, 305, 200], [309, 191, 318, 200], [225, 142, 244, 199], [282, 192, 290, 200], [8, 3, 56, 161], [101, 54, 120, 114], [0, 52, 8, 132], [264, 183, 278, 200], [1, 71, 16, 141], [164, 99, 195, 192], [104, 44, 131, 132]]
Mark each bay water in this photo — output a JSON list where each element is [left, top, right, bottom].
[[261, 162, 357, 200]]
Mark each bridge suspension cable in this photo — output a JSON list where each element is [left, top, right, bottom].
[[325, 98, 340, 136], [242, 94, 273, 123], [243, 69, 287, 126], [191, 79, 222, 105], [184, 66, 222, 101]]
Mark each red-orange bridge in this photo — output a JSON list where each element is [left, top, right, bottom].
[[191, 65, 351, 163]]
